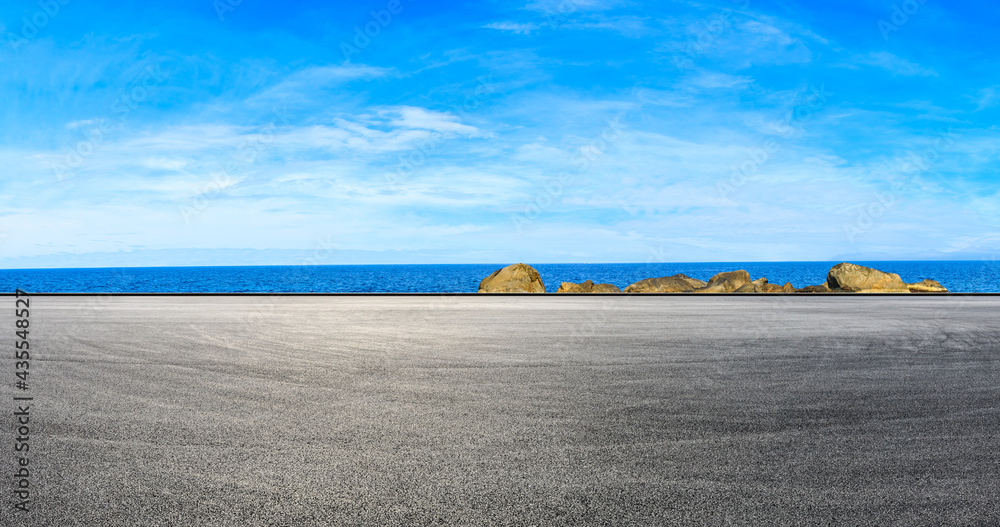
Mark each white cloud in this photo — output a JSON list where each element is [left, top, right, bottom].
[[635, 89, 695, 108], [380, 106, 482, 136], [483, 22, 540, 34], [66, 118, 100, 130], [140, 157, 190, 171], [121, 124, 251, 151], [974, 86, 999, 111], [563, 15, 652, 37], [247, 64, 392, 105], [851, 52, 937, 77], [525, 0, 621, 13], [734, 20, 814, 65], [658, 13, 818, 68], [486, 12, 648, 36], [741, 20, 799, 47], [686, 71, 753, 90], [74, 105, 483, 166]]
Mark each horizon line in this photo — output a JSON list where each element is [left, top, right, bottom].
[[0, 259, 995, 271]]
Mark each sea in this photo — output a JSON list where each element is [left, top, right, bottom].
[[0, 261, 996, 293]]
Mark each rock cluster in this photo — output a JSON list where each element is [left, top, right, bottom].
[[797, 284, 831, 293], [556, 280, 622, 293], [734, 278, 787, 293], [477, 262, 949, 294]]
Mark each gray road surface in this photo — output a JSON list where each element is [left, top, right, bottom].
[[3, 295, 999, 525]]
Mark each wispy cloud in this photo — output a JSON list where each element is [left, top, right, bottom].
[[524, 0, 622, 13], [563, 15, 653, 37], [247, 64, 393, 106], [657, 12, 819, 69], [850, 51, 937, 77], [483, 21, 540, 34], [684, 71, 753, 90], [974, 86, 999, 111], [379, 106, 484, 136]]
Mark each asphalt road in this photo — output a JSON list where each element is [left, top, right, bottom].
[[3, 295, 999, 525]]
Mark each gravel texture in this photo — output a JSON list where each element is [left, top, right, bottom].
[[3, 294, 999, 526]]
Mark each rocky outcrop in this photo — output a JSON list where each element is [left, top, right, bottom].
[[827, 263, 909, 293], [906, 279, 948, 293], [624, 274, 707, 293], [734, 281, 783, 293], [694, 270, 752, 293], [477, 262, 946, 295], [761, 283, 785, 293], [743, 277, 786, 293], [478, 263, 546, 293], [797, 284, 832, 293], [556, 280, 622, 293]]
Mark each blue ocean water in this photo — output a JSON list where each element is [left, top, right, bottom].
[[0, 261, 995, 293]]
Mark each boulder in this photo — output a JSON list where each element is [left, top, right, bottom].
[[826, 263, 909, 293], [478, 263, 546, 293], [751, 277, 769, 287], [906, 279, 948, 293], [624, 274, 707, 293], [556, 280, 622, 293], [694, 270, 752, 293], [734, 282, 761, 293], [556, 282, 585, 293], [761, 283, 785, 293], [797, 284, 832, 293], [781, 282, 796, 293]]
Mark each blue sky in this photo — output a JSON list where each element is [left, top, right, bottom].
[[0, 0, 997, 267]]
